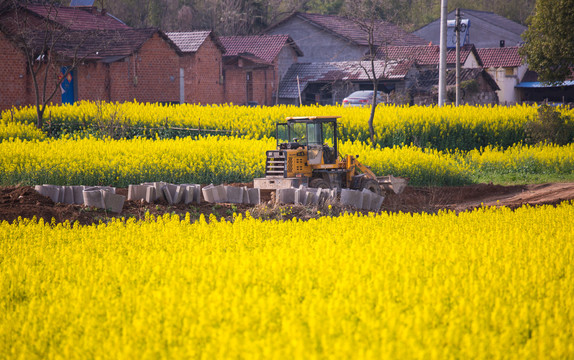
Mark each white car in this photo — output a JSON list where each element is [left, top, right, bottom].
[[342, 90, 384, 107]]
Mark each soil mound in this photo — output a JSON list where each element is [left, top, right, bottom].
[[2, 183, 574, 225]]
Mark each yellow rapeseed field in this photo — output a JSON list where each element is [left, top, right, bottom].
[[7, 101, 571, 149], [1, 135, 573, 186], [1, 204, 573, 359]]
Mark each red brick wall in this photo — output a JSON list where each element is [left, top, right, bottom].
[[108, 33, 180, 103], [0, 32, 28, 111], [224, 67, 248, 105], [224, 65, 274, 106], [180, 37, 224, 104], [76, 62, 110, 102], [24, 62, 63, 108]]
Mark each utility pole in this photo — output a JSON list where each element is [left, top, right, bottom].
[[438, 0, 447, 106], [460, 8, 461, 106]]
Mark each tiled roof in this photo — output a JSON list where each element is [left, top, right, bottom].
[[32, 28, 164, 60], [25, 4, 129, 30], [417, 68, 499, 91], [377, 44, 481, 66], [220, 35, 302, 63], [166, 31, 224, 53], [279, 60, 414, 98], [476, 46, 523, 68], [268, 12, 427, 47]]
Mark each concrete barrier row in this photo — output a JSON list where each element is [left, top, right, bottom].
[[276, 186, 337, 206], [34, 185, 125, 213], [127, 182, 201, 205], [275, 186, 385, 212], [340, 188, 385, 212], [202, 184, 261, 205]]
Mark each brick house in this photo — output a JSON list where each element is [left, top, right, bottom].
[[0, 3, 186, 110], [1, 3, 230, 111], [476, 46, 527, 105], [219, 35, 303, 105], [0, 26, 184, 110], [166, 31, 226, 105], [264, 12, 427, 63]]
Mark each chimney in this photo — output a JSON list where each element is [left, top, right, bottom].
[[101, 8, 106, 16], [500, 40, 505, 48]]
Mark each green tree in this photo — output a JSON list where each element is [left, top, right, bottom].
[[520, 0, 574, 83]]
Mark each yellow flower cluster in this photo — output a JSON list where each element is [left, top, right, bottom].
[[0, 120, 45, 142], [465, 143, 574, 174], [0, 136, 274, 186], [6, 102, 572, 149], [1, 204, 573, 359], [1, 136, 573, 186]]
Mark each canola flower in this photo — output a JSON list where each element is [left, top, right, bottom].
[[465, 143, 574, 175], [0, 135, 274, 186], [5, 101, 571, 150], [1, 204, 573, 359], [0, 120, 45, 142], [1, 136, 574, 187]]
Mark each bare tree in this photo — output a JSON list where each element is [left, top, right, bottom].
[[342, 0, 401, 148], [0, 0, 108, 128]]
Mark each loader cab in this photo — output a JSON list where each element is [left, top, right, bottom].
[[276, 116, 339, 164]]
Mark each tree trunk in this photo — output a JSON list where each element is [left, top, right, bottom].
[[36, 106, 44, 129], [368, 91, 377, 148]]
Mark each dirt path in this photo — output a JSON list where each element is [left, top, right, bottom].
[[2, 183, 574, 225]]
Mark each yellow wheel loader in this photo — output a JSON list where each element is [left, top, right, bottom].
[[253, 116, 407, 194]]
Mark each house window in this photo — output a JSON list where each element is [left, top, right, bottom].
[[505, 67, 515, 76]]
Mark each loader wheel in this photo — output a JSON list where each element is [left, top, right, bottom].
[[361, 179, 382, 195], [309, 178, 330, 189]]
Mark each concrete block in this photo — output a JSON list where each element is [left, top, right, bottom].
[[162, 184, 175, 205], [202, 184, 215, 203], [370, 193, 385, 212], [340, 189, 363, 209], [36, 185, 60, 203], [212, 185, 227, 203], [183, 185, 200, 204], [242, 186, 250, 204], [305, 188, 321, 205], [128, 185, 150, 201], [142, 182, 165, 201], [246, 188, 260, 205], [162, 183, 179, 204], [84, 186, 115, 194], [62, 186, 75, 205], [327, 189, 338, 201], [194, 185, 201, 204], [277, 188, 296, 204], [361, 189, 373, 210], [295, 187, 307, 205], [225, 186, 244, 204], [83, 189, 105, 209], [103, 191, 126, 213], [72, 186, 85, 205], [173, 185, 185, 204], [145, 186, 156, 203]]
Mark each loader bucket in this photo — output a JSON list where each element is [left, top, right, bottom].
[[377, 175, 408, 194]]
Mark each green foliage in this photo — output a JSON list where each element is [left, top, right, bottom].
[[520, 0, 574, 84], [524, 104, 574, 145]]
